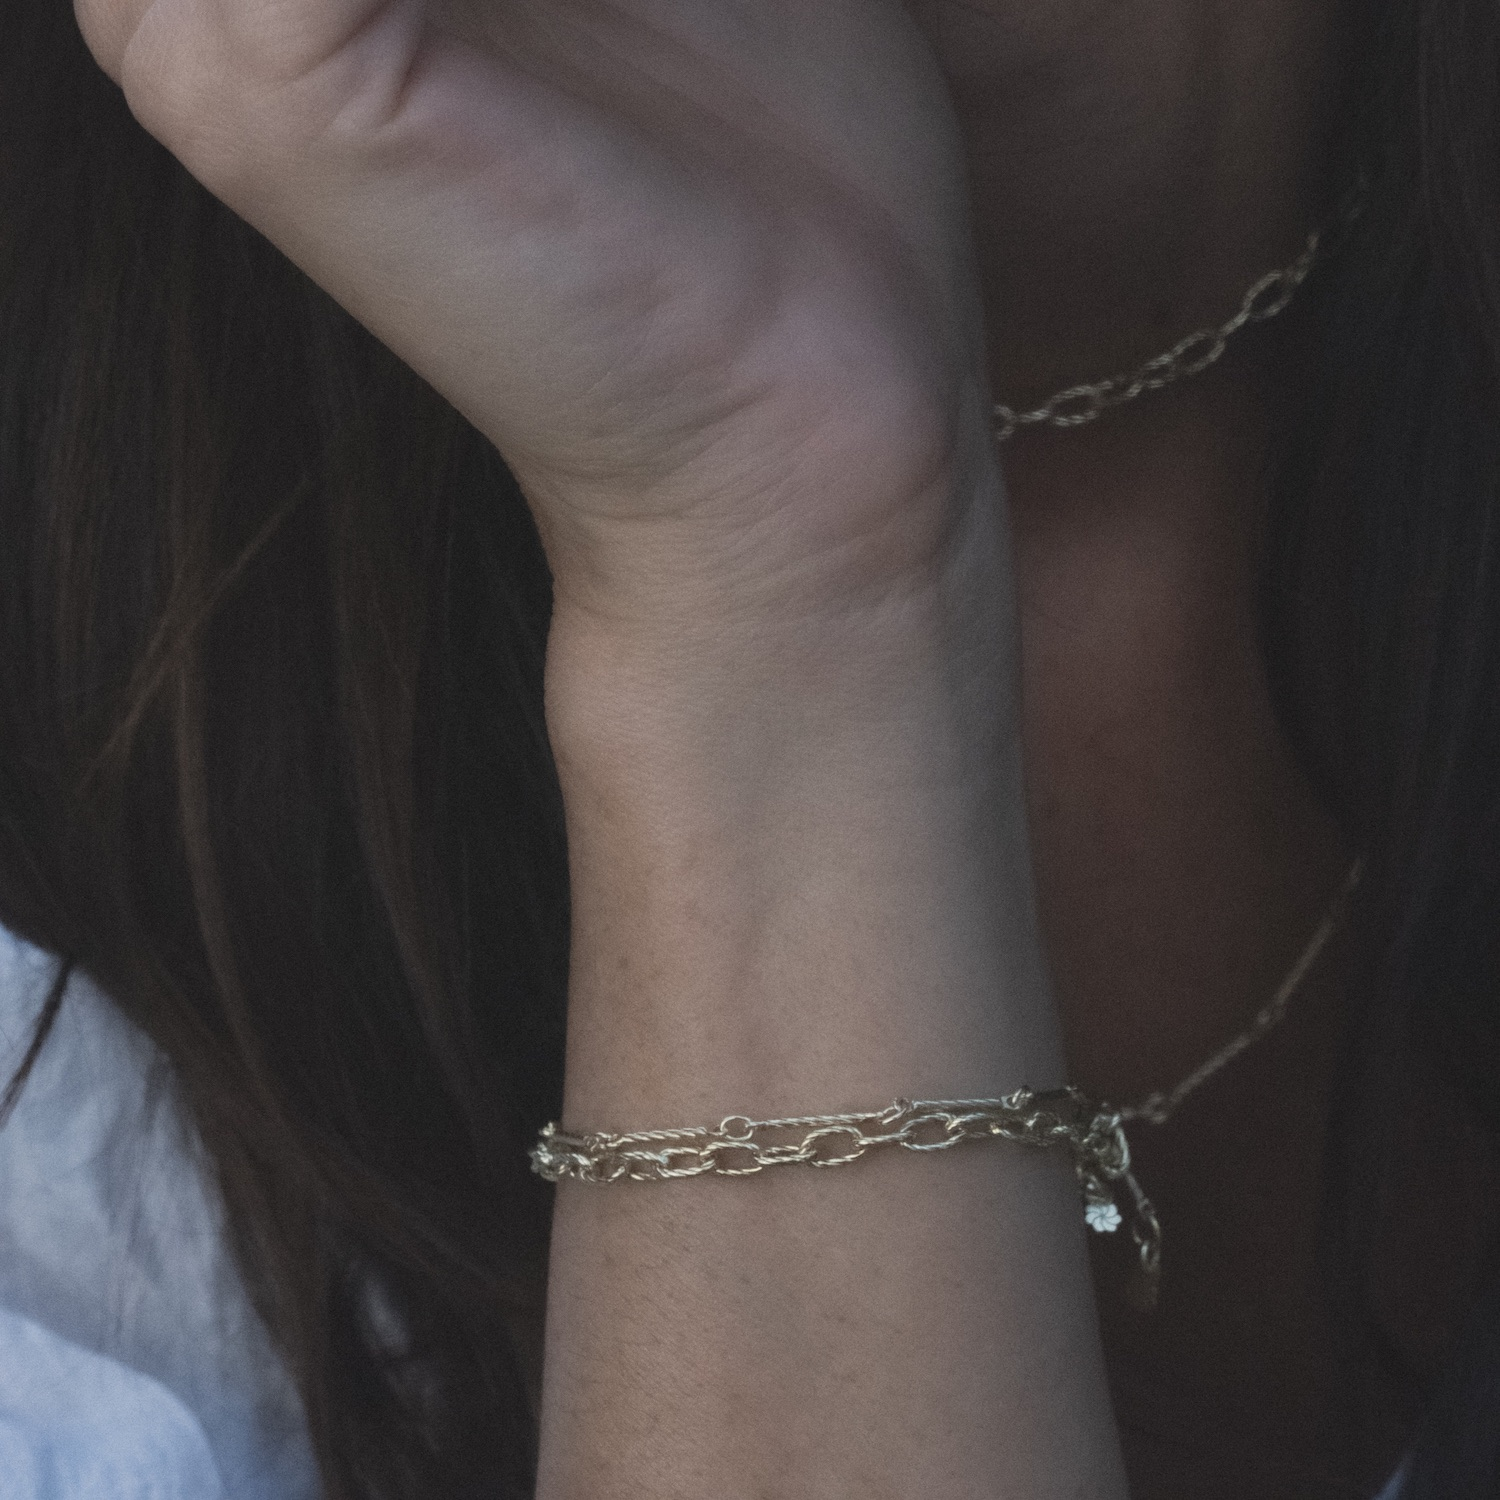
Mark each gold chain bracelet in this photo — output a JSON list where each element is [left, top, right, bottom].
[[531, 1086, 1163, 1303]]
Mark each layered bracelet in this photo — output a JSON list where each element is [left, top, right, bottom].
[[531, 1086, 1163, 1304]]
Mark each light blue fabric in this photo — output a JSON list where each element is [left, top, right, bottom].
[[1374, 1452, 1411, 1500], [0, 926, 321, 1500], [0, 1306, 227, 1499]]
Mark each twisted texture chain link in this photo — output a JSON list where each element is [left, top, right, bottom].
[[993, 231, 1322, 442], [532, 1086, 1163, 1294]]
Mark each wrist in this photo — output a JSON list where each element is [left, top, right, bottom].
[[535, 374, 1008, 648], [542, 415, 1016, 773], [541, 453, 1062, 1129]]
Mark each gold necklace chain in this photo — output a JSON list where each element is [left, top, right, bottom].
[[993, 190, 1369, 1114], [992, 230, 1325, 442], [1118, 858, 1364, 1129], [1104, 857, 1362, 1310]]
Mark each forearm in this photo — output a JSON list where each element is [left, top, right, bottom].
[[535, 455, 1128, 1499]]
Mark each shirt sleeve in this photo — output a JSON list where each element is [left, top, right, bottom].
[[0, 1305, 228, 1500], [0, 928, 322, 1500]]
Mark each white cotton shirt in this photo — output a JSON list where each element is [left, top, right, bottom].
[[0, 924, 322, 1500], [0, 919, 1416, 1500]]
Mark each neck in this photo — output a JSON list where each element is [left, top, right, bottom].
[[911, 0, 1358, 407], [908, 8, 1375, 1486], [899, 9, 1404, 1490], [908, 0, 1360, 1107]]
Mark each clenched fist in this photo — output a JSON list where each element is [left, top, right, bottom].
[[75, 0, 1000, 625]]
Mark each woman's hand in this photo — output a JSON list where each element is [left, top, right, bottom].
[[74, 0, 995, 625]]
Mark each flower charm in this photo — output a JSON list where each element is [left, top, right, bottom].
[[1084, 1196, 1122, 1234]]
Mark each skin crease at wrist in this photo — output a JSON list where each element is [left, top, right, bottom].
[[904, 0, 1400, 1494]]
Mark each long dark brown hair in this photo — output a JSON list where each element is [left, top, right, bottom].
[[0, 0, 1496, 1495]]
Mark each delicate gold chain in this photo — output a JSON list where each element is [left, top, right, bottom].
[[532, 1086, 1164, 1296], [993, 228, 1327, 442], [1119, 858, 1364, 1127]]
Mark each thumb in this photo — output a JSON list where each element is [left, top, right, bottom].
[[63, 0, 681, 467]]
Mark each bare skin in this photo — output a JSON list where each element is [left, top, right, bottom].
[[1011, 382, 1376, 1499], [912, 3, 1401, 1496]]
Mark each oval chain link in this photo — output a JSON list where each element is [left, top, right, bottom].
[[993, 230, 1323, 442], [536, 1092, 1102, 1184], [532, 1088, 1160, 1292]]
